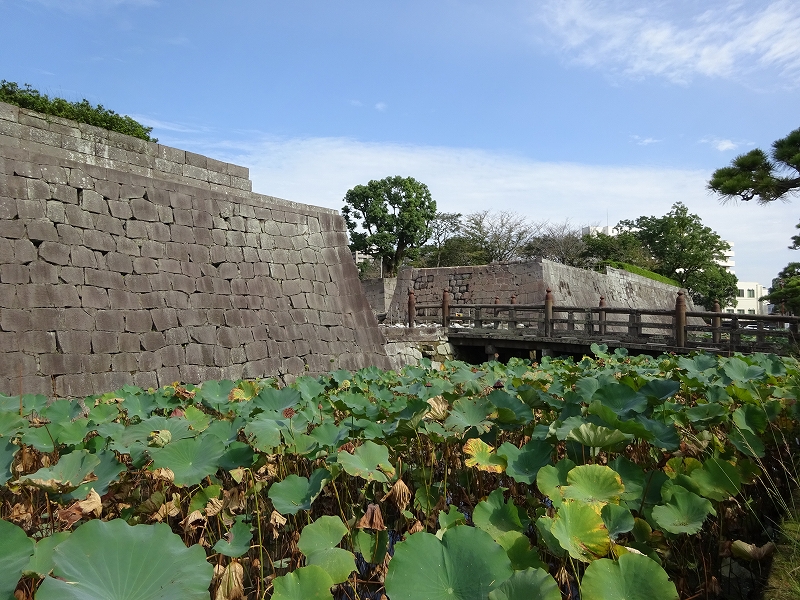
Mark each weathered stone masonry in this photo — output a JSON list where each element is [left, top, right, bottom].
[[0, 100, 388, 397]]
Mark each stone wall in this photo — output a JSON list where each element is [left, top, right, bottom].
[[361, 277, 397, 317], [386, 259, 696, 321], [0, 101, 388, 397], [381, 325, 454, 371]]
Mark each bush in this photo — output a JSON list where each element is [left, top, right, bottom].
[[0, 80, 156, 142]]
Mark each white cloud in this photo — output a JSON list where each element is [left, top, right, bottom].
[[374, 102, 388, 112], [700, 137, 746, 151], [349, 100, 363, 107], [631, 135, 661, 146], [537, 0, 800, 84], [128, 114, 207, 134], [184, 135, 796, 285]]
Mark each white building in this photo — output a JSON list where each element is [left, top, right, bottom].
[[725, 281, 769, 315], [719, 242, 735, 274]]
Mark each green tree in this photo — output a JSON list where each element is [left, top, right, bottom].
[[581, 231, 657, 270], [617, 202, 737, 307], [420, 212, 463, 267], [761, 263, 800, 315], [708, 127, 800, 204], [341, 176, 436, 276]]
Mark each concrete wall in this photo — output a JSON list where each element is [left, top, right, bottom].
[[0, 101, 388, 397], [386, 259, 696, 321]]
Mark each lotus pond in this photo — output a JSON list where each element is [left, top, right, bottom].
[[1, 345, 799, 600]]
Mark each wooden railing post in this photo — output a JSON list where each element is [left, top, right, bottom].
[[493, 296, 500, 328], [599, 295, 607, 335], [407, 288, 416, 329], [474, 306, 483, 329], [441, 289, 450, 328], [544, 288, 554, 337], [675, 291, 686, 347], [509, 294, 517, 329], [712, 299, 721, 344]]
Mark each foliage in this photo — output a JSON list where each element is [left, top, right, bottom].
[[0, 80, 156, 142], [342, 176, 436, 276], [603, 261, 681, 287], [708, 126, 800, 204], [617, 202, 737, 307], [460, 210, 538, 263], [761, 262, 800, 315], [520, 220, 586, 266], [1, 350, 799, 599], [417, 212, 463, 268], [582, 231, 657, 270]]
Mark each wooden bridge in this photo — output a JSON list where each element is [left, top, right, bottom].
[[405, 288, 800, 360]]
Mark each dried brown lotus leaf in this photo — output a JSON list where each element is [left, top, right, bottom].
[[357, 503, 386, 530], [151, 467, 175, 482], [57, 503, 84, 528], [407, 520, 424, 535], [182, 509, 207, 533], [214, 561, 245, 600], [9, 502, 33, 530], [78, 488, 103, 517], [426, 396, 449, 421], [223, 488, 246, 513], [382, 479, 411, 513], [269, 510, 287, 540], [731, 540, 777, 561], [205, 497, 224, 517]]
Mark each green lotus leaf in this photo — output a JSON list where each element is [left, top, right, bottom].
[[149, 433, 225, 486], [601, 504, 634, 540], [567, 423, 633, 450], [536, 458, 575, 508], [116, 390, 158, 421], [196, 379, 237, 411], [355, 529, 389, 564], [309, 421, 349, 448], [107, 416, 194, 454], [214, 515, 253, 557], [86, 403, 120, 425], [0, 519, 35, 598], [652, 485, 715, 535], [307, 547, 355, 585], [550, 500, 611, 562], [385, 526, 513, 600], [294, 376, 326, 402], [502, 531, 546, 570], [633, 415, 680, 450], [638, 379, 681, 402], [563, 464, 624, 507], [438, 505, 467, 533], [488, 567, 561, 600], [444, 397, 495, 434], [0, 439, 18, 485], [690, 458, 741, 501], [60, 450, 126, 502], [473, 488, 528, 544], [684, 403, 728, 426], [496, 439, 552, 484], [218, 441, 256, 471], [535, 516, 566, 557], [148, 429, 172, 447], [463, 439, 506, 473], [298, 515, 348, 555], [580, 552, 679, 600], [272, 565, 334, 600], [592, 383, 648, 417], [722, 357, 765, 383], [254, 386, 303, 412], [0, 410, 26, 438], [36, 519, 212, 600], [587, 402, 653, 440], [182, 405, 210, 432], [0, 393, 47, 414], [415, 486, 437, 515], [269, 468, 330, 515], [23, 531, 70, 577], [337, 441, 395, 483], [486, 390, 532, 424], [608, 457, 645, 504], [728, 427, 766, 458], [244, 414, 285, 452], [189, 484, 222, 514], [16, 450, 101, 493]]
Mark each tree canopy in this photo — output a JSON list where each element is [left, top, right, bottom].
[[617, 202, 737, 308], [341, 176, 436, 276], [708, 127, 800, 204]]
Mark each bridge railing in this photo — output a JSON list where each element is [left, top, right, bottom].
[[405, 287, 800, 353]]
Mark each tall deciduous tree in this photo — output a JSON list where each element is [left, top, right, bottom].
[[341, 176, 436, 276], [708, 127, 800, 204], [521, 220, 587, 266], [617, 202, 737, 307], [461, 210, 538, 263]]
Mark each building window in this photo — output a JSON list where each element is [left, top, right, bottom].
[[737, 309, 745, 314], [726, 309, 735, 313], [747, 289, 755, 298], [747, 309, 756, 314], [737, 289, 745, 297]]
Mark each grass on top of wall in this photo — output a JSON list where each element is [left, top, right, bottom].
[[0, 80, 156, 142], [604, 261, 682, 287]]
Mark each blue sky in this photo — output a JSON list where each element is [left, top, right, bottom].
[[2, 0, 799, 285]]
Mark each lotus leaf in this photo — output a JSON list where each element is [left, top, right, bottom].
[[690, 458, 741, 501], [60, 450, 126, 502], [294, 376, 326, 402], [337, 441, 395, 482], [244, 414, 285, 452], [567, 422, 633, 450], [463, 439, 506, 473], [0, 392, 47, 414], [535, 516, 566, 557], [16, 450, 101, 493], [254, 386, 303, 412], [496, 439, 552, 484], [0, 410, 26, 438], [355, 529, 389, 564], [149, 433, 225, 486], [36, 519, 212, 600], [652, 485, 715, 535], [502, 531, 546, 570], [438, 505, 466, 532], [638, 379, 681, 402], [633, 415, 680, 450], [272, 565, 334, 600], [473, 488, 528, 544], [563, 464, 624, 507], [488, 567, 561, 600], [189, 484, 222, 514], [607, 457, 645, 504], [601, 503, 635, 539], [269, 468, 330, 515], [536, 459, 575, 507], [196, 379, 237, 411], [722, 357, 765, 383], [444, 397, 495, 434], [213, 515, 253, 558], [486, 390, 532, 424], [298, 516, 354, 583], [550, 499, 611, 562], [580, 552, 679, 600], [592, 383, 648, 417], [0, 519, 34, 599], [24, 531, 70, 577], [309, 421, 349, 448], [385, 526, 513, 600], [0, 439, 17, 485]]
